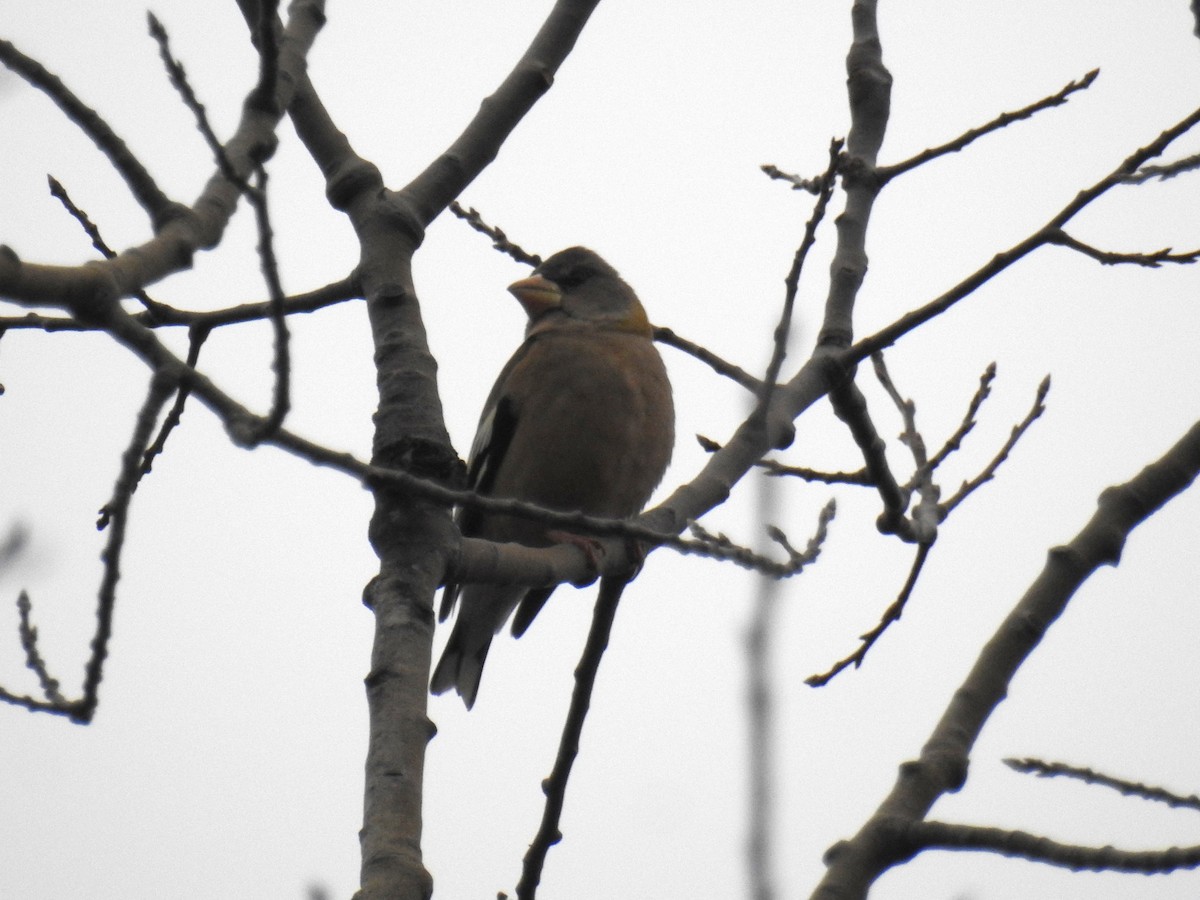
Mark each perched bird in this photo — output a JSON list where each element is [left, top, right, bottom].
[[431, 247, 675, 708]]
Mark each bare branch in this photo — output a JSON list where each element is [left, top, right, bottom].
[[1050, 229, 1200, 267], [761, 459, 874, 485], [813, 417, 1200, 898], [46, 176, 179, 320], [806, 542, 932, 687], [687, 500, 835, 577], [78, 372, 178, 723], [871, 352, 942, 539], [400, 0, 605, 226], [0, 2, 324, 316], [941, 375, 1050, 515], [850, 103, 1200, 364], [1004, 758, 1200, 812], [449, 201, 543, 266], [148, 11, 292, 443], [16, 591, 67, 706], [0, 37, 178, 226], [755, 139, 842, 426], [1, 371, 177, 721], [880, 70, 1099, 183], [917, 363, 997, 483], [1125, 150, 1200, 183], [654, 327, 762, 392], [140, 326, 210, 479], [148, 12, 245, 187], [911, 819, 1200, 874], [518, 576, 628, 899], [512, 483, 837, 899], [0, 276, 360, 332], [829, 378, 923, 542]]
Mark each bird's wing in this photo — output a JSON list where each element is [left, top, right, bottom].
[[438, 342, 530, 622]]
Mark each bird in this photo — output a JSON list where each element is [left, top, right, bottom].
[[431, 246, 675, 708]]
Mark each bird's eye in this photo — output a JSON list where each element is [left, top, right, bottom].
[[553, 268, 589, 290]]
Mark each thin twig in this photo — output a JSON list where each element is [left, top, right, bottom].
[[148, 13, 244, 187], [1004, 758, 1200, 812], [1050, 229, 1200, 267], [0, 37, 177, 225], [148, 12, 291, 443], [917, 363, 997, 484], [654, 327, 762, 391], [850, 103, 1200, 364], [761, 459, 874, 485], [16, 591, 67, 705], [880, 70, 1099, 183], [449, 202, 543, 266], [517, 577, 628, 899], [912, 819, 1200, 874], [755, 139, 842, 424], [806, 542, 932, 686], [0, 276, 360, 333], [78, 371, 177, 722], [871, 352, 942, 540], [141, 326, 210, 478], [47, 176, 178, 320], [829, 378, 919, 541], [941, 375, 1050, 515], [1124, 151, 1200, 183]]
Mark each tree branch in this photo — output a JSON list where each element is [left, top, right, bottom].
[[811, 417, 1200, 899]]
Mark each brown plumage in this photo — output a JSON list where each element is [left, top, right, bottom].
[[431, 247, 674, 708]]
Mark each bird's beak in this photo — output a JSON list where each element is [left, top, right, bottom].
[[507, 274, 562, 318]]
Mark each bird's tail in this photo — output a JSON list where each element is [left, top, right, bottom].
[[430, 619, 491, 710]]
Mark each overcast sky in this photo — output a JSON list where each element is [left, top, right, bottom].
[[2, 2, 1200, 899]]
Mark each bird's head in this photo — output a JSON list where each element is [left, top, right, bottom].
[[508, 247, 652, 338]]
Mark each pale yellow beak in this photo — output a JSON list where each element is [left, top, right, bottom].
[[507, 273, 562, 318]]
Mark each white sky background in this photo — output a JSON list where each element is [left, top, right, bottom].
[[1, 2, 1199, 898]]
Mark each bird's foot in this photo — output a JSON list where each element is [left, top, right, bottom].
[[546, 529, 605, 586]]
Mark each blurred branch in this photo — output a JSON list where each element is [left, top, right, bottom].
[[747, 470, 782, 900], [0, 37, 179, 226], [0, 521, 30, 570], [1004, 758, 1200, 812], [140, 326, 210, 480], [47, 176, 179, 320], [17, 590, 67, 706], [760, 162, 827, 194]]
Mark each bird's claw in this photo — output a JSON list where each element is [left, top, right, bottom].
[[546, 529, 605, 586]]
